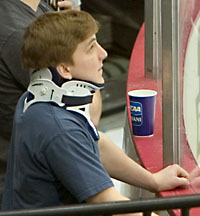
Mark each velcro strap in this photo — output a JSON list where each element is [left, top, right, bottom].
[[62, 95, 93, 106]]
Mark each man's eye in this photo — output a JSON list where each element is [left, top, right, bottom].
[[90, 44, 94, 50]]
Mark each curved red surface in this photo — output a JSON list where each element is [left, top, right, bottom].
[[126, 22, 200, 215]]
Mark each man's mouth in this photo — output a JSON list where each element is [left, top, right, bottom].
[[98, 65, 103, 71]]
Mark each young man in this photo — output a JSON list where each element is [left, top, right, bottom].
[[0, 0, 82, 203], [1, 10, 190, 213]]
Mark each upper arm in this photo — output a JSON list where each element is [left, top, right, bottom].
[[86, 186, 129, 203]]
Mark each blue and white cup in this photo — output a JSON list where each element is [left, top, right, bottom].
[[128, 89, 157, 136]]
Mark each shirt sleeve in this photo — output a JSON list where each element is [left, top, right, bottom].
[[1, 30, 30, 90], [70, 0, 81, 8], [44, 129, 113, 202]]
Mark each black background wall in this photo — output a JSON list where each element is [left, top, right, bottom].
[[81, 0, 144, 58]]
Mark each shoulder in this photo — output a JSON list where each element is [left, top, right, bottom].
[[0, 0, 36, 29], [14, 100, 91, 147], [22, 102, 83, 133], [0, 1, 36, 52]]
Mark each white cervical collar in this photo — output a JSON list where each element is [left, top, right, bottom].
[[24, 68, 103, 139]]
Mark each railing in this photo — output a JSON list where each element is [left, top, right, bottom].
[[1, 194, 200, 216]]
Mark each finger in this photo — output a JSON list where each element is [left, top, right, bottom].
[[176, 177, 190, 188], [57, 1, 73, 10], [189, 166, 200, 181], [173, 164, 189, 178]]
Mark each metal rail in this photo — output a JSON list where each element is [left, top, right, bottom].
[[1, 194, 200, 216]]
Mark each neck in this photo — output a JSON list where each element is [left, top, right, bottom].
[[20, 0, 40, 12]]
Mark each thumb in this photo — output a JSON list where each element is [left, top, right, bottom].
[[175, 177, 189, 188]]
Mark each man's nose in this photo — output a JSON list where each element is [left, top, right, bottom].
[[98, 44, 108, 60]]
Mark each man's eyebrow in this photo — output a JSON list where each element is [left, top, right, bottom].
[[87, 37, 96, 47]]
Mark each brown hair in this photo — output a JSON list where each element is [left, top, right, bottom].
[[22, 10, 99, 69]]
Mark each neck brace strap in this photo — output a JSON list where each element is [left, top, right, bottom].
[[24, 68, 103, 112]]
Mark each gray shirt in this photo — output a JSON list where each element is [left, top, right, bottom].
[[0, 0, 52, 202]]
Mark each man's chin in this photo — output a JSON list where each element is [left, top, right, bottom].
[[97, 77, 105, 84]]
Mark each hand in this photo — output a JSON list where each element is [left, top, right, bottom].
[[189, 166, 200, 189], [152, 164, 189, 192], [57, 1, 73, 10]]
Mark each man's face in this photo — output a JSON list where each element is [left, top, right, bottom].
[[68, 35, 107, 84]]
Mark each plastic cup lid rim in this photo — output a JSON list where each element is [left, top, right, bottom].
[[128, 89, 157, 97]]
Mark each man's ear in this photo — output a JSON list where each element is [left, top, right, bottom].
[[56, 63, 72, 80]]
